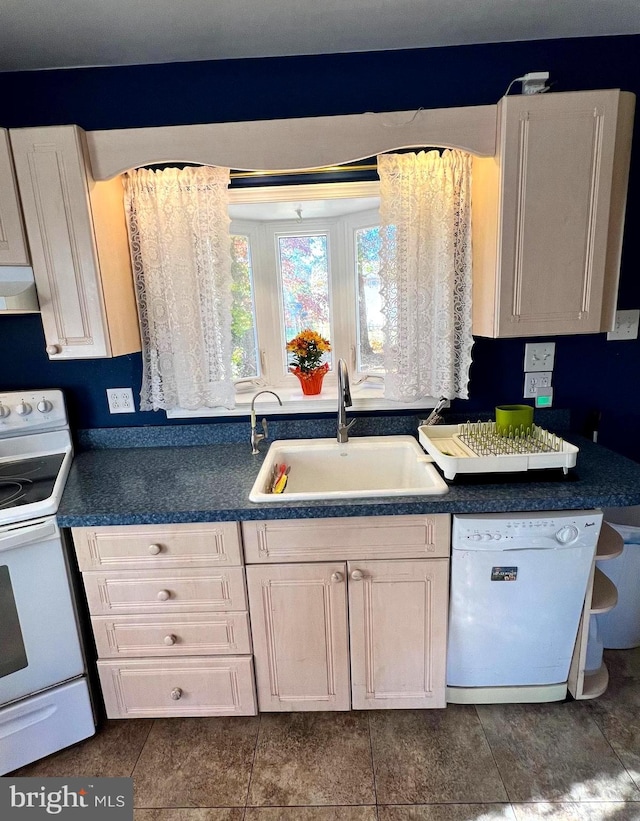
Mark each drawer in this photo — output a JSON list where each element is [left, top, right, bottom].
[[97, 656, 257, 718], [72, 522, 243, 570], [91, 612, 252, 658], [242, 514, 451, 563], [83, 566, 247, 615]]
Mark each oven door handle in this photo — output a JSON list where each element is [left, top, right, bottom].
[[0, 518, 58, 553]]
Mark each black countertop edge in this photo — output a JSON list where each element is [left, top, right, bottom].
[[56, 494, 640, 528]]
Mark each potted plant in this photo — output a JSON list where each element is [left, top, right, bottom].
[[287, 329, 331, 395]]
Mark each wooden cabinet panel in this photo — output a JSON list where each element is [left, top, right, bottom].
[[72, 522, 242, 570], [472, 89, 635, 338], [73, 521, 254, 720], [83, 566, 247, 615], [97, 656, 257, 718], [9, 125, 140, 358], [91, 611, 252, 658], [242, 514, 450, 564], [0, 129, 29, 265], [348, 559, 449, 709], [246, 562, 350, 711]]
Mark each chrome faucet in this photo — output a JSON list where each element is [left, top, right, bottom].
[[250, 390, 283, 454], [421, 396, 448, 426], [337, 358, 356, 443]]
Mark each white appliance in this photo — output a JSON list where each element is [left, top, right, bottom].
[[447, 509, 602, 704], [0, 390, 95, 775]]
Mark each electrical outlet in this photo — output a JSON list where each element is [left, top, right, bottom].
[[607, 309, 640, 341], [106, 388, 135, 414], [524, 342, 555, 372], [523, 372, 552, 398]]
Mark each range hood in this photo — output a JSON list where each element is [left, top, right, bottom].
[[0, 267, 39, 313]]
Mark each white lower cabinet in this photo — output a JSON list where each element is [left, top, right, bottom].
[[72, 523, 257, 719], [244, 514, 450, 711]]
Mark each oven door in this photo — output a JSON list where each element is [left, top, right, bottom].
[[0, 517, 85, 706]]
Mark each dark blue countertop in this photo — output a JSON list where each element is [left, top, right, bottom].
[[57, 430, 640, 527]]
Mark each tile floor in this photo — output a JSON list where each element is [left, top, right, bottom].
[[10, 649, 640, 820]]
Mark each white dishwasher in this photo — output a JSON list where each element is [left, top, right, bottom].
[[447, 510, 602, 704]]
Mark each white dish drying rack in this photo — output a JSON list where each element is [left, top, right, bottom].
[[417, 421, 579, 480]]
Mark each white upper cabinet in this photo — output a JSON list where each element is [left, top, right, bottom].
[[10, 125, 140, 359], [472, 89, 635, 338], [0, 129, 29, 265]]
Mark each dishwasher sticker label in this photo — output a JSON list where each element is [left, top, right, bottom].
[[491, 566, 518, 581]]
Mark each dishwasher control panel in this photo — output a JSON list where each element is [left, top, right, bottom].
[[453, 510, 603, 549]]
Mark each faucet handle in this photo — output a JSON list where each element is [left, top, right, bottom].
[[251, 417, 269, 454], [339, 418, 356, 436]]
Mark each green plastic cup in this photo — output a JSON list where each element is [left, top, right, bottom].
[[495, 404, 534, 435]]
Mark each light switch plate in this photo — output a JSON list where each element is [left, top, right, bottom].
[[524, 342, 555, 372], [607, 309, 640, 341]]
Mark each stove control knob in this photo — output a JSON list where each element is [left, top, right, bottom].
[[37, 399, 53, 414], [16, 402, 32, 416], [0, 404, 10, 419], [468, 534, 482, 541], [555, 525, 579, 544]]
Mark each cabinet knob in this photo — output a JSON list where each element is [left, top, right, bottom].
[[350, 569, 364, 581], [148, 543, 162, 555], [164, 634, 177, 646], [157, 589, 171, 601], [170, 687, 182, 700], [331, 571, 344, 583], [46, 344, 61, 355]]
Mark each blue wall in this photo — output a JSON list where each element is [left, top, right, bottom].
[[1, 35, 639, 459]]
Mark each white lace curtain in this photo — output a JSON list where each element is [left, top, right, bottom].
[[124, 166, 235, 411], [378, 150, 474, 401]]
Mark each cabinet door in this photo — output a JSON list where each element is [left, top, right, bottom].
[[473, 90, 633, 338], [0, 129, 29, 265], [246, 562, 350, 711], [10, 125, 140, 359], [348, 559, 448, 709]]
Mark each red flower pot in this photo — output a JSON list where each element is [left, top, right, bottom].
[[291, 365, 328, 396]]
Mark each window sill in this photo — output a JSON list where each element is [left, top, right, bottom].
[[165, 381, 439, 419]]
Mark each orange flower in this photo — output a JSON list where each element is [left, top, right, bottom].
[[287, 329, 331, 373]]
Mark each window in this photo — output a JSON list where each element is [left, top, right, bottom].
[[230, 234, 259, 381], [226, 183, 387, 396]]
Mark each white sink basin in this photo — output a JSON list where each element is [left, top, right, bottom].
[[249, 435, 449, 502]]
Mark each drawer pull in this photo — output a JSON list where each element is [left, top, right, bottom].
[[170, 687, 182, 700], [157, 589, 171, 601], [350, 569, 364, 581], [164, 634, 177, 646], [148, 543, 162, 555], [331, 571, 344, 583]]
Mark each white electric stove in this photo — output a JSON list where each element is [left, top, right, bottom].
[[0, 390, 95, 775]]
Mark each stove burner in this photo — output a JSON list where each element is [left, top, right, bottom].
[[0, 454, 65, 509]]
